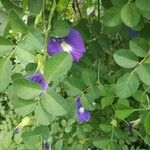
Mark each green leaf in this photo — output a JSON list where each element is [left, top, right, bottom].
[[99, 122, 112, 133], [101, 96, 114, 109], [1, 0, 23, 15], [98, 84, 113, 96], [13, 76, 41, 100], [115, 104, 134, 119], [116, 73, 139, 98], [82, 69, 96, 86], [27, 0, 43, 15], [93, 138, 110, 149], [15, 28, 44, 62], [0, 10, 9, 36], [121, 3, 141, 27], [44, 52, 72, 81], [75, 19, 91, 41], [57, 0, 70, 12], [0, 131, 13, 150], [41, 89, 68, 116], [82, 124, 93, 132], [0, 37, 14, 57], [55, 140, 63, 150], [140, 10, 150, 20], [15, 47, 35, 62], [35, 101, 55, 125], [86, 85, 101, 100], [144, 135, 150, 146], [14, 98, 36, 116], [135, 0, 150, 11], [144, 112, 150, 135], [22, 131, 42, 150], [129, 37, 149, 57], [76, 127, 86, 140], [63, 77, 83, 96], [113, 49, 138, 68], [80, 94, 95, 111], [117, 99, 129, 106], [138, 63, 150, 86], [108, 141, 121, 150], [65, 98, 76, 118], [133, 18, 145, 31], [32, 125, 49, 140], [111, 0, 128, 7], [103, 7, 122, 27], [25, 63, 38, 75], [0, 57, 12, 92], [113, 128, 127, 139], [145, 56, 150, 63], [9, 10, 28, 33], [51, 19, 70, 38]]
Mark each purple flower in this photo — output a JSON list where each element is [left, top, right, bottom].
[[47, 28, 86, 61], [44, 141, 51, 150], [27, 72, 48, 91], [14, 127, 20, 134], [127, 28, 137, 39], [75, 98, 91, 122]]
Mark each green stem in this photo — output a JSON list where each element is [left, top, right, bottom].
[[146, 94, 150, 107], [141, 87, 150, 105], [133, 129, 150, 147], [8, 49, 16, 59], [42, 0, 46, 33], [97, 58, 100, 84], [97, 0, 100, 22], [131, 52, 150, 75], [42, 0, 56, 65], [110, 127, 114, 140], [134, 107, 150, 111], [46, 0, 56, 34]]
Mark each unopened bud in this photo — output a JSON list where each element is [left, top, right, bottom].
[[14, 116, 33, 133]]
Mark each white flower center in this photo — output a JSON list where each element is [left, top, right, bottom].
[[61, 41, 72, 54], [79, 107, 85, 113]]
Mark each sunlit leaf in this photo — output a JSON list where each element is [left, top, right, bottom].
[[51, 19, 70, 38], [1, 0, 23, 15], [35, 101, 55, 125], [103, 7, 122, 27], [138, 63, 150, 86], [113, 49, 138, 68], [27, 0, 43, 15], [115, 104, 134, 119], [116, 73, 139, 98], [101, 96, 114, 109], [93, 138, 110, 149], [41, 89, 68, 116], [44, 52, 72, 81], [13, 76, 41, 100], [0, 10, 9, 36], [129, 37, 149, 57], [9, 10, 28, 33], [135, 0, 150, 11], [14, 98, 36, 116], [121, 3, 141, 27], [0, 57, 12, 92], [144, 112, 150, 135], [0, 37, 14, 57]]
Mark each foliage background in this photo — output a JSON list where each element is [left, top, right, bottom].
[[0, 0, 150, 149]]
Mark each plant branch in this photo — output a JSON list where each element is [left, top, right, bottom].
[[75, 0, 82, 19], [97, 58, 100, 84], [131, 52, 150, 75], [97, 0, 100, 22], [42, 0, 56, 66]]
